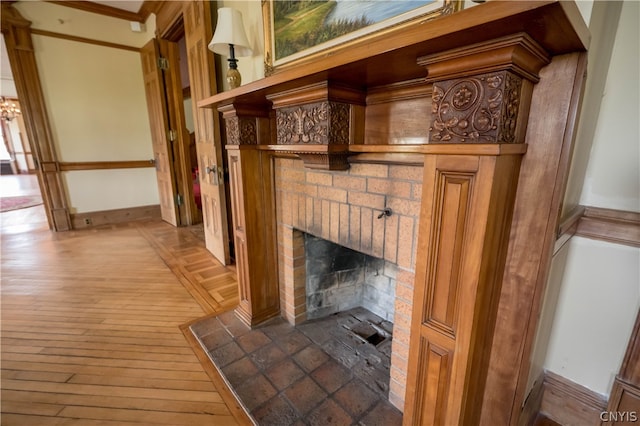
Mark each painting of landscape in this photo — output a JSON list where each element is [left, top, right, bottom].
[[272, 0, 436, 62]]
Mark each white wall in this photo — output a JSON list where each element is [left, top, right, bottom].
[[65, 169, 160, 212], [16, 1, 154, 48], [1, 35, 18, 98], [579, 0, 640, 212], [14, 1, 159, 213], [215, 0, 481, 92], [215, 0, 265, 91], [31, 36, 153, 162], [545, 238, 639, 395], [529, 0, 640, 399]]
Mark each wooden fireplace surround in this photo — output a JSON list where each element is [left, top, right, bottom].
[[199, 2, 589, 424]]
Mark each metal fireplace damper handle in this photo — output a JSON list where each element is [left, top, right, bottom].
[[377, 208, 392, 219]]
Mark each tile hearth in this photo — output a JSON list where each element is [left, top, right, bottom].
[[191, 307, 403, 426]]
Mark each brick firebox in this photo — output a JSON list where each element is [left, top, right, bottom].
[[274, 157, 423, 409]]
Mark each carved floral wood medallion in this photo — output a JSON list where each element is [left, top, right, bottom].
[[430, 71, 523, 144], [275, 101, 350, 145], [225, 116, 258, 145]]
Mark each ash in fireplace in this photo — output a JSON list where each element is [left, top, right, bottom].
[[299, 307, 393, 397]]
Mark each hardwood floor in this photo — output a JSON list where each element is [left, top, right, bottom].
[[0, 174, 49, 234], [1, 198, 247, 425]]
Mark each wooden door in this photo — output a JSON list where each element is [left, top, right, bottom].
[[160, 38, 197, 226], [141, 39, 179, 226], [184, 1, 231, 264]]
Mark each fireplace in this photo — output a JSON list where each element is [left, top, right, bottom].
[[275, 157, 423, 408], [304, 233, 397, 322], [211, 3, 587, 422]]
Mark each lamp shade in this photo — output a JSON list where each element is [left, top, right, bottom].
[[208, 8, 253, 57]]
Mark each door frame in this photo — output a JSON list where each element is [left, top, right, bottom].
[[154, 0, 232, 264], [1, 3, 70, 231], [156, 18, 200, 227]]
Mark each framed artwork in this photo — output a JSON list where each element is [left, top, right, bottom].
[[262, 0, 464, 75]]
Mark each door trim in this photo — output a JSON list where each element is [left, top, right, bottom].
[[1, 3, 70, 231]]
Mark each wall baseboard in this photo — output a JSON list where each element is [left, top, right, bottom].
[[540, 371, 607, 426], [71, 205, 161, 229], [520, 372, 545, 426]]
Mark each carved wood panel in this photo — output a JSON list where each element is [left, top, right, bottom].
[[430, 71, 523, 144], [225, 116, 258, 145], [275, 101, 351, 145]]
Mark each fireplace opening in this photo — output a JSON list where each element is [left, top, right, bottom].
[[304, 233, 397, 323], [299, 233, 397, 398]]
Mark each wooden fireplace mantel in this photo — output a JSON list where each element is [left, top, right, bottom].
[[198, 1, 587, 111], [198, 2, 589, 425]]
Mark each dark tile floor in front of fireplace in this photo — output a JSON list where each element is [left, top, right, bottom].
[[190, 307, 403, 426]]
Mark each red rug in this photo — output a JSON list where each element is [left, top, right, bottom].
[[0, 195, 43, 212]]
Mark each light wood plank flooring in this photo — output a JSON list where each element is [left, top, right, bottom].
[[1, 202, 246, 425], [0, 174, 48, 234]]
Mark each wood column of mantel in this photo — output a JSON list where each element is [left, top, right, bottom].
[[403, 34, 548, 425], [220, 103, 280, 327], [482, 52, 589, 426]]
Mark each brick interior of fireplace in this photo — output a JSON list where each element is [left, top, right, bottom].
[[275, 158, 422, 409], [304, 233, 397, 322]]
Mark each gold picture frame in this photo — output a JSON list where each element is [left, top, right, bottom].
[[262, 0, 464, 76]]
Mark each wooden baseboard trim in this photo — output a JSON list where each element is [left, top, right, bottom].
[[520, 372, 545, 426], [576, 207, 640, 248], [540, 371, 607, 426], [70, 205, 160, 229]]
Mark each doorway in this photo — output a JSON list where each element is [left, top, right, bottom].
[[0, 174, 47, 233], [161, 20, 202, 229], [0, 96, 48, 233], [145, 2, 233, 266]]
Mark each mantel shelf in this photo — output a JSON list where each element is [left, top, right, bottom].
[[198, 0, 588, 111], [251, 143, 528, 156]]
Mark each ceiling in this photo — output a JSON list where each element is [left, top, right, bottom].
[[88, 1, 144, 14], [48, 0, 153, 22]]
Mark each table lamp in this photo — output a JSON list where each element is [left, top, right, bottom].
[[208, 8, 253, 89]]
